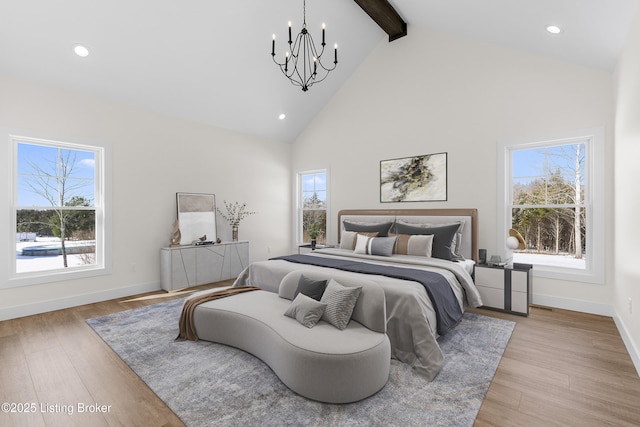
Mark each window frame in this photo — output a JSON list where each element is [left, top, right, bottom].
[[497, 128, 605, 284], [5, 134, 111, 288], [296, 168, 329, 246]]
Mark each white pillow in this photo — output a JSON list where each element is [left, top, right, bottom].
[[353, 233, 370, 254]]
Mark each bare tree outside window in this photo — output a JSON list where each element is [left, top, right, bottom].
[[16, 141, 96, 273], [510, 142, 586, 268], [300, 171, 327, 245]]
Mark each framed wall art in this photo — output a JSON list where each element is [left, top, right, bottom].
[[380, 152, 447, 202], [176, 192, 217, 245]]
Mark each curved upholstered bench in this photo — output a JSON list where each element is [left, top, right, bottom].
[[190, 270, 391, 403]]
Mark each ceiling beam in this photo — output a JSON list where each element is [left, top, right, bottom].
[[353, 0, 407, 42]]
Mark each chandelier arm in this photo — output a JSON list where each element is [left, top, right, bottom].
[[290, 33, 308, 88], [302, 33, 309, 86], [303, 32, 334, 74], [284, 34, 301, 79], [313, 58, 337, 73], [272, 55, 287, 68], [270, 0, 337, 91], [304, 32, 317, 87], [305, 70, 331, 86]]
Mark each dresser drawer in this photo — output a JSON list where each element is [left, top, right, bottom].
[[474, 267, 504, 289], [511, 270, 528, 292], [511, 290, 528, 314], [477, 285, 505, 310]]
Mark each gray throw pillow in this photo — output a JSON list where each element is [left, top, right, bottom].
[[284, 293, 327, 328], [294, 275, 327, 301], [395, 222, 460, 261], [368, 236, 397, 256], [320, 278, 362, 330], [343, 221, 393, 237], [353, 235, 397, 257]]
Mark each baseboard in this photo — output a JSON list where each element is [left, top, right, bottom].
[[613, 312, 640, 377], [532, 293, 615, 317], [0, 281, 160, 321]]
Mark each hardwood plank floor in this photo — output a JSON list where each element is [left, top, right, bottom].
[[1, 282, 639, 426], [471, 307, 640, 427]]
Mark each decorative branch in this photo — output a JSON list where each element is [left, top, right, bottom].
[[216, 201, 256, 227]]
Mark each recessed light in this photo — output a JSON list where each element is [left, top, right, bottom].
[[278, 113, 286, 120], [73, 44, 90, 57], [546, 25, 562, 35]]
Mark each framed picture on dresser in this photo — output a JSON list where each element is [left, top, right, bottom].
[[176, 192, 217, 245]]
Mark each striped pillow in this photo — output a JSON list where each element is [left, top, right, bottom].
[[320, 278, 362, 330], [353, 234, 397, 257], [392, 233, 434, 257], [340, 231, 379, 250]]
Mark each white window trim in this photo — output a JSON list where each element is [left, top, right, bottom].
[[3, 132, 112, 288], [496, 127, 605, 285], [296, 168, 330, 246]]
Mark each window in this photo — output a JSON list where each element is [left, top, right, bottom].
[[8, 135, 109, 286], [497, 128, 604, 284], [298, 170, 328, 245]]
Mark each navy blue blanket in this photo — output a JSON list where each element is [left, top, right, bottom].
[[271, 254, 462, 335]]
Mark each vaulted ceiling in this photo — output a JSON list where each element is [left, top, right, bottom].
[[0, 0, 637, 143]]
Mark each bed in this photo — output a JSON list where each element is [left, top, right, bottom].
[[233, 208, 483, 380]]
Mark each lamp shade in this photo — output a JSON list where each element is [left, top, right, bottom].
[[507, 228, 525, 250]]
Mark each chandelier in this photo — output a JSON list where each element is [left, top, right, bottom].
[[271, 0, 338, 92]]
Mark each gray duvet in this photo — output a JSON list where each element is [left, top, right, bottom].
[[233, 248, 483, 381]]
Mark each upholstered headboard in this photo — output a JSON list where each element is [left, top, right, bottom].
[[337, 208, 478, 262]]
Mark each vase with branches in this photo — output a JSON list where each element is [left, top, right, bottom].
[[216, 201, 256, 241]]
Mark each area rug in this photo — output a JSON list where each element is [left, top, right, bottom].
[[87, 299, 515, 427]]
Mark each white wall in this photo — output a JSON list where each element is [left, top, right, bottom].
[[292, 27, 615, 314], [614, 7, 640, 371], [0, 74, 291, 320]]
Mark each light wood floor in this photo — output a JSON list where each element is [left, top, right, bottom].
[[1, 281, 639, 427]]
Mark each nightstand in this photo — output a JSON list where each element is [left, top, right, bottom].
[[473, 263, 532, 316], [298, 244, 332, 254]]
